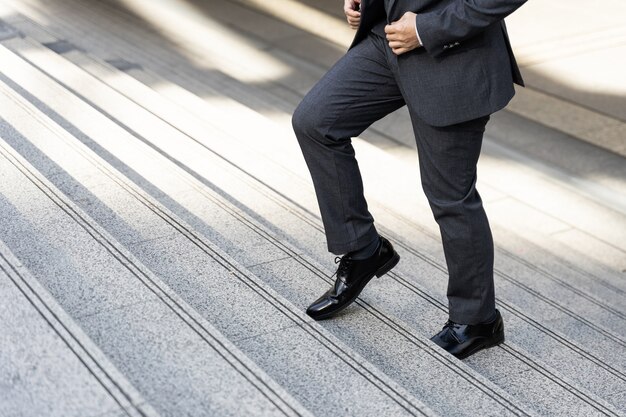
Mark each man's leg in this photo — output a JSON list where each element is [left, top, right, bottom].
[[292, 32, 405, 255], [292, 32, 406, 320], [409, 115, 496, 325]]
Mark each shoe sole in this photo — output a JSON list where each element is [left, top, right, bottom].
[[309, 251, 400, 321], [455, 330, 506, 360]]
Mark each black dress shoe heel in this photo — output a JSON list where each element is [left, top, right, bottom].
[[375, 251, 400, 278], [487, 330, 505, 348], [458, 328, 505, 359], [486, 315, 505, 348]]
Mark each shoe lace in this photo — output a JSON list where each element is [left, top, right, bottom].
[[443, 319, 461, 331], [442, 319, 462, 342], [332, 255, 353, 279]]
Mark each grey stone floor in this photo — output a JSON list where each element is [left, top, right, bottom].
[[0, 0, 624, 416]]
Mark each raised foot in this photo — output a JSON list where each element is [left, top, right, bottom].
[[306, 236, 399, 320]]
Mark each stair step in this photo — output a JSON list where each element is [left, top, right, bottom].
[[0, 114, 312, 416], [1, 30, 623, 417], [0, 240, 159, 417]]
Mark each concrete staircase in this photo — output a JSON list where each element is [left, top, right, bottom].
[[0, 0, 624, 416]]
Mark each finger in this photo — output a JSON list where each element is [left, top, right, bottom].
[[385, 33, 399, 41], [347, 16, 360, 24], [346, 0, 360, 12], [345, 9, 361, 17], [384, 24, 399, 34], [388, 41, 404, 49]]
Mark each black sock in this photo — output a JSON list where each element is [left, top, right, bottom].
[[348, 236, 381, 260]]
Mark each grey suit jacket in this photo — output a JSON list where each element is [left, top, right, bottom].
[[349, 0, 527, 126]]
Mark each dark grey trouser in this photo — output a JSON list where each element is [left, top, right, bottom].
[[292, 30, 495, 325]]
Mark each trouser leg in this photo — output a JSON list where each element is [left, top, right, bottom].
[[409, 114, 495, 325], [291, 33, 405, 254]]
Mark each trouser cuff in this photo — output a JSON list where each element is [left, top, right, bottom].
[[326, 224, 380, 255], [448, 308, 497, 325]]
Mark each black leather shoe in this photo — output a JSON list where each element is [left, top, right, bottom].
[[306, 236, 400, 320], [430, 309, 505, 359]]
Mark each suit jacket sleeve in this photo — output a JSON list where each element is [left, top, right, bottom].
[[414, 0, 527, 57]]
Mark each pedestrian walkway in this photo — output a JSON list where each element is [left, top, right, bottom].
[[0, 0, 624, 416]]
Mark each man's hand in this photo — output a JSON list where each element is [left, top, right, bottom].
[[344, 0, 361, 30], [385, 12, 421, 55]]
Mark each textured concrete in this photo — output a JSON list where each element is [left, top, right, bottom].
[[0, 240, 161, 417], [128, 233, 298, 341], [493, 253, 626, 335], [492, 367, 614, 417], [237, 325, 417, 417], [0, 138, 310, 417], [0, 17, 20, 41], [550, 227, 626, 275], [492, 230, 626, 310], [0, 266, 124, 417], [503, 86, 626, 158], [501, 314, 626, 399], [0, 159, 158, 319], [79, 300, 293, 417]]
